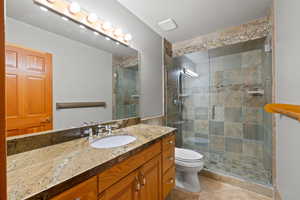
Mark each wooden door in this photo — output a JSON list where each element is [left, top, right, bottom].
[[5, 44, 52, 136], [139, 155, 162, 200], [0, 0, 7, 198], [103, 170, 140, 200]]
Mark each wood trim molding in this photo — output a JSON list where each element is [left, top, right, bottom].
[[0, 0, 7, 198]]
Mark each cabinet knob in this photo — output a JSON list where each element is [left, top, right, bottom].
[[168, 156, 174, 161], [74, 198, 81, 200], [169, 140, 173, 144], [170, 178, 174, 184]]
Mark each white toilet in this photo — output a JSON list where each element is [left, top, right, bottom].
[[175, 147, 204, 193]]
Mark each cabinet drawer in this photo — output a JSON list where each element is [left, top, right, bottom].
[[162, 147, 175, 174], [162, 166, 175, 199], [162, 133, 175, 151], [51, 177, 97, 200]]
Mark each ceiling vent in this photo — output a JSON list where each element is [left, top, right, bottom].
[[158, 18, 177, 32]]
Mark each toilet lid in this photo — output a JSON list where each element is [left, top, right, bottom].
[[175, 148, 203, 162]]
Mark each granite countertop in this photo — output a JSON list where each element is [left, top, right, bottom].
[[7, 124, 176, 200]]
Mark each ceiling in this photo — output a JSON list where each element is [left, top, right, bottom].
[[6, 0, 137, 56], [118, 0, 272, 43]]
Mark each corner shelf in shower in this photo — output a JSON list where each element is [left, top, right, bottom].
[[264, 104, 300, 121]]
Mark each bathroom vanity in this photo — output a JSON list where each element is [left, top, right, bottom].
[[7, 124, 176, 200]]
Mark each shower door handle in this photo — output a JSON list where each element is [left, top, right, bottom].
[[212, 105, 216, 120]]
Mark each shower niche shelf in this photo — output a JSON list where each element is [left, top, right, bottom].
[[265, 104, 300, 121]]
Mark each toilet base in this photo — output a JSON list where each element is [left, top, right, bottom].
[[175, 170, 201, 193]]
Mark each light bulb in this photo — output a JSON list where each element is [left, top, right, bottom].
[[40, 6, 48, 12], [87, 13, 98, 23], [102, 21, 112, 31], [47, 0, 56, 3], [62, 16, 69, 21], [69, 2, 80, 14], [114, 28, 123, 36], [124, 33, 132, 41]]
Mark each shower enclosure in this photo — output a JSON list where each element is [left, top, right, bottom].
[[113, 64, 139, 120], [167, 38, 273, 186]]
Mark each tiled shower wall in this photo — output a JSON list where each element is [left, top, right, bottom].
[[174, 38, 273, 185]]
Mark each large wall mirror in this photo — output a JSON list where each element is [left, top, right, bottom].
[[5, 0, 140, 137]]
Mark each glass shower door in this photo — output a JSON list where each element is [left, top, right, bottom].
[[168, 37, 272, 186], [208, 38, 272, 185]]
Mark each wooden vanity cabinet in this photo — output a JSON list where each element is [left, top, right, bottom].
[[101, 155, 161, 200], [51, 177, 98, 200], [51, 132, 175, 200]]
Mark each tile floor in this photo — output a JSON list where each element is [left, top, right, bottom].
[[168, 176, 272, 200]]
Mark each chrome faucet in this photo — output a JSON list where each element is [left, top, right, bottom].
[[105, 125, 113, 136], [96, 125, 106, 137], [81, 122, 95, 143]]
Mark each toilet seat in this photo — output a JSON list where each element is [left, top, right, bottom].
[[175, 148, 204, 167]]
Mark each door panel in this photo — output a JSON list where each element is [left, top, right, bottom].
[[25, 76, 46, 115], [103, 170, 139, 200], [140, 155, 162, 200], [6, 74, 19, 118], [5, 49, 18, 69], [5, 44, 52, 136], [25, 54, 46, 72]]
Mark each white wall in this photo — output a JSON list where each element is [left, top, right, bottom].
[[6, 17, 113, 129], [275, 0, 300, 199]]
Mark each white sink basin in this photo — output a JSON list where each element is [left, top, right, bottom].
[[90, 135, 136, 149]]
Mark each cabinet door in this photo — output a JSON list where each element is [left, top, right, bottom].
[[103, 170, 140, 200], [139, 155, 162, 200], [51, 177, 97, 200]]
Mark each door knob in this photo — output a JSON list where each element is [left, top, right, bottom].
[[42, 117, 51, 123]]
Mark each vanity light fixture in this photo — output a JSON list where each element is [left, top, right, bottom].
[[69, 2, 81, 14], [114, 28, 123, 37], [62, 16, 69, 21], [34, 0, 132, 46], [87, 13, 98, 23], [47, 0, 56, 3], [124, 33, 132, 41], [102, 21, 112, 31], [40, 6, 48, 12]]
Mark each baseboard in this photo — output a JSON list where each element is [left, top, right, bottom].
[[200, 169, 274, 198]]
